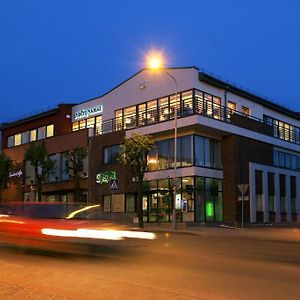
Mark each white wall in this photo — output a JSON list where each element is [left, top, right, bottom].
[[72, 68, 199, 122]]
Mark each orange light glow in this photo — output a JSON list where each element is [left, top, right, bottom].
[[146, 52, 164, 70]]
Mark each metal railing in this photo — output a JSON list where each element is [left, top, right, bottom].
[[93, 94, 300, 145]]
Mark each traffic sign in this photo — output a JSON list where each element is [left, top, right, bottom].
[[238, 184, 249, 195], [109, 179, 119, 192]]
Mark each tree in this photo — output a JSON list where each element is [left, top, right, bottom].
[[0, 152, 12, 202], [24, 142, 55, 202], [67, 147, 87, 202], [119, 133, 153, 228]]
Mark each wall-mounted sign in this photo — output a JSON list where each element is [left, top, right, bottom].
[[96, 171, 117, 184], [74, 105, 103, 120], [9, 170, 23, 178]]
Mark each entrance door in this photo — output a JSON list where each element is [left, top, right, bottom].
[[157, 191, 171, 222], [149, 192, 158, 222]]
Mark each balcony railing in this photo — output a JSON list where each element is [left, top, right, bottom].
[[94, 93, 300, 145]]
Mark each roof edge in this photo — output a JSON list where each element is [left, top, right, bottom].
[[199, 71, 300, 120]]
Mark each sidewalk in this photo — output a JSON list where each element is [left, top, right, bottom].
[[142, 222, 300, 243]]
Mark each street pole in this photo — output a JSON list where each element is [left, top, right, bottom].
[[242, 192, 244, 229], [164, 71, 178, 230]]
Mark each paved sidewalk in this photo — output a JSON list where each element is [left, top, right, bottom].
[[143, 223, 300, 243]]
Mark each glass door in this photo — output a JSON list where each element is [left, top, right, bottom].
[[149, 192, 158, 222]]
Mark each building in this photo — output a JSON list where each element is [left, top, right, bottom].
[[0, 104, 89, 203], [1, 67, 300, 225]]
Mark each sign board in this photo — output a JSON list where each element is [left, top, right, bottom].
[[238, 184, 249, 195], [73, 105, 103, 120], [9, 170, 23, 178], [96, 171, 117, 184], [109, 179, 119, 192]]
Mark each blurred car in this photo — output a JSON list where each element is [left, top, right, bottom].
[[0, 202, 155, 252]]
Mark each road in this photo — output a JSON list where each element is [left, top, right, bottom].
[[0, 227, 300, 299]]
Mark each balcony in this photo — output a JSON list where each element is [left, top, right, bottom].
[[94, 89, 300, 145]]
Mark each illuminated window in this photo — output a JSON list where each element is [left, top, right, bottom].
[[169, 94, 177, 119], [182, 91, 193, 116], [158, 97, 169, 121], [95, 116, 102, 134], [79, 120, 86, 129], [38, 127, 46, 140], [72, 122, 79, 131], [124, 106, 136, 129], [138, 103, 146, 126], [227, 101, 236, 119], [46, 124, 54, 137], [227, 101, 236, 111], [86, 117, 95, 128], [212, 96, 221, 119], [204, 93, 213, 116], [147, 100, 157, 124], [115, 110, 123, 130], [30, 130, 37, 142], [14, 133, 22, 146], [241, 106, 250, 116]]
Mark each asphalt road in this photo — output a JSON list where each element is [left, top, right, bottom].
[[0, 228, 300, 300]]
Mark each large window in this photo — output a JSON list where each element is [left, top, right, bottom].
[[30, 129, 37, 142], [37, 126, 46, 140], [46, 124, 54, 137], [72, 116, 102, 134], [14, 133, 22, 146], [273, 149, 300, 171], [194, 136, 222, 169], [103, 145, 120, 165], [143, 176, 223, 223], [148, 135, 221, 171], [264, 115, 300, 143]]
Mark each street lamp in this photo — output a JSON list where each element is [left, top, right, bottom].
[[147, 54, 178, 230]]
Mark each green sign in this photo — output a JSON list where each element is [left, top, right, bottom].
[[96, 171, 117, 184], [206, 201, 214, 217]]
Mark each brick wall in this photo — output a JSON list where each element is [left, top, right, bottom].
[[222, 134, 273, 224]]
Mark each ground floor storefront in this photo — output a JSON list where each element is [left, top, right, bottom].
[[102, 176, 223, 223]]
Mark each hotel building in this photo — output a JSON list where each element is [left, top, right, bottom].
[[1, 67, 300, 225]]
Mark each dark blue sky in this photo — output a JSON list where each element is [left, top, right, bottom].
[[1, 0, 300, 123]]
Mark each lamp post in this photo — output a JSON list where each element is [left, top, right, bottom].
[[147, 55, 178, 230]]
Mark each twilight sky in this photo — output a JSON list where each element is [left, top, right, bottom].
[[1, 0, 300, 124]]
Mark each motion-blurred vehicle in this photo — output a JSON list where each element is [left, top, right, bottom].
[[0, 202, 155, 252]]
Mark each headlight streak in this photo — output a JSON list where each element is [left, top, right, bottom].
[[65, 204, 101, 219], [41, 228, 156, 241]]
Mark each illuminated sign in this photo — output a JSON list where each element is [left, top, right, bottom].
[[96, 171, 117, 184], [9, 170, 23, 178], [74, 105, 103, 120], [206, 201, 214, 217]]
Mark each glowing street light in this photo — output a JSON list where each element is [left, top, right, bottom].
[[147, 53, 178, 230]]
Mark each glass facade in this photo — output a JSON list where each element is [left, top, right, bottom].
[[273, 149, 300, 171], [148, 135, 222, 171], [72, 115, 103, 134], [142, 176, 223, 223], [264, 115, 300, 144]]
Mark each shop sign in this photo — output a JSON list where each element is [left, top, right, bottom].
[[96, 171, 117, 184], [9, 170, 23, 178], [74, 105, 103, 120]]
